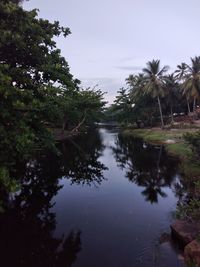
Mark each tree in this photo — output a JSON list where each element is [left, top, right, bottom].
[[175, 62, 191, 114], [112, 88, 133, 123], [163, 74, 180, 123], [0, 0, 77, 159], [182, 57, 200, 116], [142, 60, 169, 128], [0, 0, 106, 187], [126, 73, 145, 100], [175, 63, 188, 80]]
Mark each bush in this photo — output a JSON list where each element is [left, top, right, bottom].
[[184, 131, 200, 159]]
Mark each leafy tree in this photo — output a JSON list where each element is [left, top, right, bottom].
[[112, 88, 133, 123], [126, 73, 146, 100], [126, 74, 158, 127], [0, 0, 106, 187], [58, 87, 106, 134], [184, 131, 200, 160], [0, 0, 76, 160]]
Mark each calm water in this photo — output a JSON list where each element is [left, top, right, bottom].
[[0, 127, 186, 267]]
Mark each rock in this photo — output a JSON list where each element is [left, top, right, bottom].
[[177, 254, 185, 261], [184, 239, 200, 266], [159, 232, 171, 244], [164, 139, 176, 144], [170, 220, 200, 247]]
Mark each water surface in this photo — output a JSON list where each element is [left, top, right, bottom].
[[0, 127, 185, 267]]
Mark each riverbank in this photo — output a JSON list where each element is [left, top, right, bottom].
[[122, 127, 200, 266], [122, 127, 200, 183], [122, 128, 197, 159]]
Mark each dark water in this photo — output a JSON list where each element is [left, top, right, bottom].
[[0, 127, 185, 267]]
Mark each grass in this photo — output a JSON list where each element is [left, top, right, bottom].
[[122, 128, 196, 159], [123, 127, 200, 190], [165, 143, 192, 158]]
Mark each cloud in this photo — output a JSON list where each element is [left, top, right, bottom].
[[80, 77, 116, 86], [118, 56, 136, 63], [114, 65, 143, 71]]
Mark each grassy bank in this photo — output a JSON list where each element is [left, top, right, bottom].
[[123, 127, 200, 188], [122, 128, 196, 159]]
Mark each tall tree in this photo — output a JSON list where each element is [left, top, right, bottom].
[[0, 0, 77, 162], [182, 57, 200, 116], [0, 0, 106, 187], [142, 60, 168, 128], [163, 74, 179, 123], [175, 62, 191, 114], [126, 73, 145, 100]]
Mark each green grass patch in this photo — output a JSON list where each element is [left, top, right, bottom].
[[165, 143, 192, 159], [180, 159, 200, 178], [123, 129, 166, 142], [122, 128, 195, 159]]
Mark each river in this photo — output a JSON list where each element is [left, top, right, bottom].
[[0, 127, 186, 267]]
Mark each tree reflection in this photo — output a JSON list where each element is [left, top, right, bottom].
[[60, 129, 107, 186], [112, 134, 178, 203], [0, 129, 107, 266], [0, 178, 82, 267]]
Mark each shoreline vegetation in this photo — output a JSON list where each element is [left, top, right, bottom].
[[105, 56, 200, 267], [122, 125, 200, 266], [122, 127, 194, 159], [121, 125, 200, 178]]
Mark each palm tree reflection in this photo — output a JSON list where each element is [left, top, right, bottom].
[[112, 134, 178, 203]]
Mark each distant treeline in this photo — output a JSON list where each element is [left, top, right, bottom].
[[105, 59, 200, 128]]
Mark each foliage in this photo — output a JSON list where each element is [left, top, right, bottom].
[[0, 0, 106, 189], [111, 134, 178, 203], [184, 131, 200, 159], [176, 199, 200, 221], [0, 0, 73, 159], [182, 57, 200, 101], [109, 56, 200, 128], [0, 167, 20, 193]]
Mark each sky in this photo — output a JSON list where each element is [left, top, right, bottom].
[[24, 0, 200, 104]]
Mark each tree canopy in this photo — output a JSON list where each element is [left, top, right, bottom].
[[107, 57, 200, 128], [0, 0, 106, 185]]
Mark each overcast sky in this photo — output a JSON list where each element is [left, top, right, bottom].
[[24, 0, 200, 103]]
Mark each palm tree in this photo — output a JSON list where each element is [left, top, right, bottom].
[[175, 62, 191, 114], [142, 60, 169, 129], [163, 74, 179, 123], [175, 63, 188, 80], [126, 73, 146, 100], [183, 57, 200, 117], [126, 74, 136, 88], [126, 73, 145, 88]]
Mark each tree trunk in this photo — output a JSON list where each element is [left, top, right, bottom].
[[193, 97, 196, 120], [170, 105, 174, 123], [61, 116, 68, 134], [193, 98, 196, 112], [186, 96, 191, 114], [70, 111, 87, 134], [157, 145, 163, 178], [157, 96, 164, 129], [62, 121, 66, 134]]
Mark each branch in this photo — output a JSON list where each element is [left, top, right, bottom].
[[70, 110, 87, 134]]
